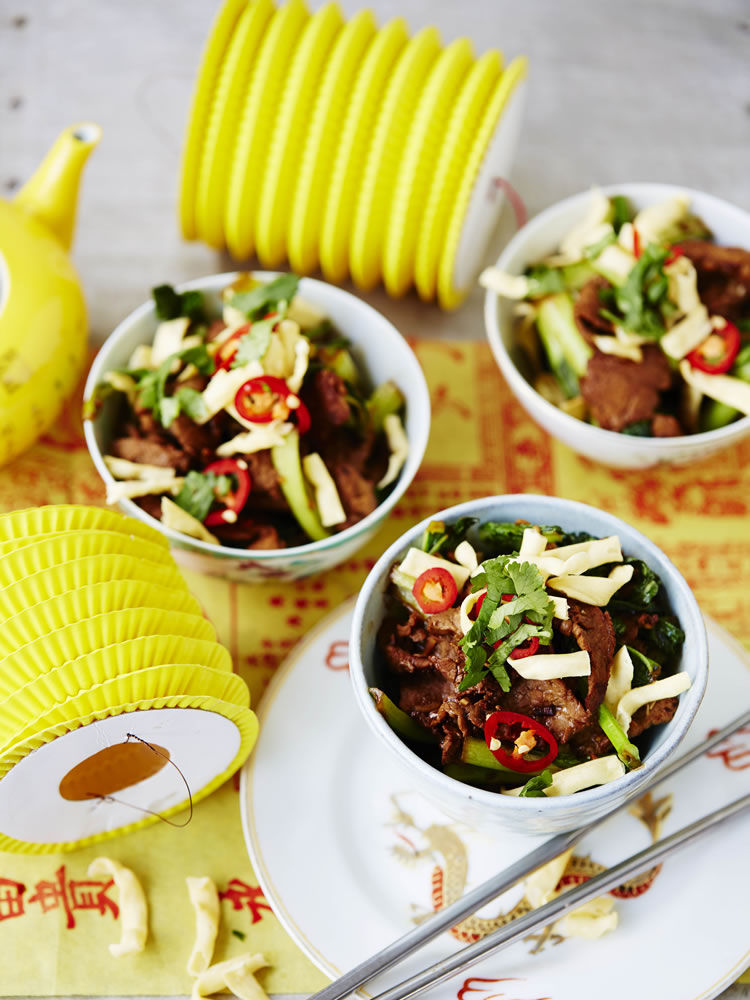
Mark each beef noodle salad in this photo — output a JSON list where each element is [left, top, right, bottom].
[[481, 191, 750, 436], [86, 274, 407, 550], [374, 518, 690, 797]]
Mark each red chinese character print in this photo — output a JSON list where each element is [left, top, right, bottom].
[[0, 878, 26, 920], [26, 866, 118, 929], [325, 640, 349, 672], [219, 879, 272, 924], [707, 725, 750, 770]]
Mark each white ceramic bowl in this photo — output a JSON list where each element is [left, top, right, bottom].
[[484, 183, 750, 469], [84, 272, 430, 582], [349, 494, 707, 835]]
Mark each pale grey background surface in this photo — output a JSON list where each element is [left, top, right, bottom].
[[1, 0, 749, 996]]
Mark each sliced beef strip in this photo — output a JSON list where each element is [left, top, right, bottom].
[[679, 240, 750, 323], [110, 434, 189, 473], [572, 694, 679, 759], [574, 277, 615, 341], [242, 450, 288, 512], [556, 600, 615, 714], [501, 677, 590, 744], [628, 695, 679, 738], [166, 413, 218, 464], [134, 495, 163, 521], [302, 368, 351, 439], [211, 518, 283, 550], [328, 460, 377, 524], [580, 344, 673, 432], [651, 413, 684, 437]]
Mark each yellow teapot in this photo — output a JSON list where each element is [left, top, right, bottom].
[[0, 122, 101, 467]]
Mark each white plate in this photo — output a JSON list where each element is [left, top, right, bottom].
[[241, 600, 750, 1000]]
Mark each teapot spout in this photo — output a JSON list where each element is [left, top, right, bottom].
[[14, 122, 101, 250]]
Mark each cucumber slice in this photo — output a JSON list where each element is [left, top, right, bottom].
[[270, 430, 329, 542]]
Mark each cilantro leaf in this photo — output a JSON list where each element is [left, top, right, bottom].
[[152, 284, 206, 323], [601, 243, 671, 339], [174, 470, 233, 522], [518, 768, 554, 797], [229, 274, 300, 320], [230, 318, 274, 368], [523, 265, 566, 298], [626, 645, 661, 686], [610, 195, 632, 233], [458, 557, 553, 691], [135, 345, 214, 427]]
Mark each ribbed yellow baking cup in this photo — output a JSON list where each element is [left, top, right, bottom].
[[179, 0, 249, 240], [195, 0, 275, 248], [318, 16, 409, 283], [437, 56, 528, 309], [0, 504, 170, 550], [255, 2, 344, 268], [349, 25, 442, 290], [0, 662, 249, 749], [0, 579, 204, 655], [0, 632, 233, 704], [0, 697, 258, 853], [0, 554, 191, 622], [0, 609, 221, 698], [225, 0, 310, 260], [0, 530, 175, 590], [382, 37, 475, 298], [287, 8, 377, 274], [414, 49, 503, 302]]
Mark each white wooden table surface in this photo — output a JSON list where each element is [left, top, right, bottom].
[[1, 0, 749, 997]]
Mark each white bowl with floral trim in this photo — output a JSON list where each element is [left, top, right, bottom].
[[484, 183, 750, 469], [84, 273, 430, 582], [349, 494, 708, 835]]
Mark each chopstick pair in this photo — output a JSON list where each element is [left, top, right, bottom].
[[311, 706, 750, 1000]]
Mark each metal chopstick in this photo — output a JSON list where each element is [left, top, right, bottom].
[[310, 705, 750, 1000], [372, 788, 750, 1000]]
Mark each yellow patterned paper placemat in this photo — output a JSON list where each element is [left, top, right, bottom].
[[0, 339, 748, 995]]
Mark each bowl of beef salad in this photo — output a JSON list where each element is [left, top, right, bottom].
[[483, 183, 750, 468], [84, 272, 430, 581], [350, 495, 707, 834]]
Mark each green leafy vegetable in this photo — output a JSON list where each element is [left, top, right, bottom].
[[518, 768, 554, 797], [478, 521, 565, 555], [421, 517, 479, 557], [523, 265, 566, 298], [610, 559, 661, 612], [366, 381, 405, 432], [583, 230, 617, 260], [152, 284, 206, 323], [610, 195, 633, 233], [650, 618, 686, 659], [626, 645, 661, 686], [174, 470, 233, 522], [621, 419, 653, 437], [229, 273, 300, 320], [231, 319, 274, 368], [598, 703, 641, 768]]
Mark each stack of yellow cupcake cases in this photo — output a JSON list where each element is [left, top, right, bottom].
[[0, 505, 258, 854], [179, 0, 528, 308]]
